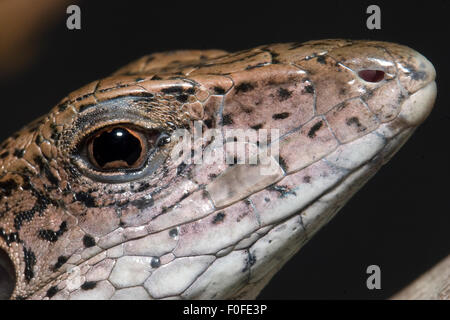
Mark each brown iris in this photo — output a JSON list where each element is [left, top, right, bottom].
[[87, 126, 148, 170]]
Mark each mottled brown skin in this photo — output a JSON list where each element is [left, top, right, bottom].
[[0, 40, 435, 299]]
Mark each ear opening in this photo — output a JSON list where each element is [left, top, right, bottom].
[[0, 247, 16, 300]]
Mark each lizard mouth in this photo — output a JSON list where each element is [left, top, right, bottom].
[[396, 47, 437, 126], [397, 80, 437, 127]]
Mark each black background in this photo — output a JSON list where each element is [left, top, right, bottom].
[[0, 0, 448, 299]]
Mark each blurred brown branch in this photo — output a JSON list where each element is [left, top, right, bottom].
[[391, 255, 450, 300], [0, 0, 75, 77]]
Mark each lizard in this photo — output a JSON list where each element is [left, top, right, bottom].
[[0, 39, 436, 299]]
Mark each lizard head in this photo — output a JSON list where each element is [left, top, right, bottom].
[[0, 40, 436, 299]]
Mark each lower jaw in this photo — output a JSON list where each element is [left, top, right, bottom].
[[223, 126, 417, 299]]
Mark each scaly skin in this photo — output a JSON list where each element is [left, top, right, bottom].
[[0, 40, 436, 299]]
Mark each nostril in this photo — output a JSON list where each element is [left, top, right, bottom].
[[358, 70, 385, 83], [0, 248, 15, 300]]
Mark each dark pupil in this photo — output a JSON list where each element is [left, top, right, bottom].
[[92, 128, 142, 168]]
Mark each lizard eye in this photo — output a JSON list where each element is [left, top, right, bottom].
[[87, 126, 150, 170], [76, 124, 172, 182], [358, 69, 385, 83]]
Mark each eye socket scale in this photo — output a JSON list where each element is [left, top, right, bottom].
[[358, 70, 385, 83]]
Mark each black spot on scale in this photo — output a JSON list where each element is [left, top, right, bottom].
[[52, 256, 68, 271], [222, 114, 233, 125], [242, 106, 253, 114], [130, 197, 155, 211], [13, 149, 25, 158], [251, 123, 263, 130], [35, 135, 43, 145], [242, 251, 256, 272], [0, 179, 18, 197], [277, 88, 292, 101], [212, 212, 226, 224], [316, 55, 327, 64], [185, 87, 195, 95], [0, 228, 21, 245], [268, 185, 296, 198], [83, 234, 96, 248], [46, 286, 58, 298], [308, 121, 323, 138], [161, 86, 185, 95], [14, 190, 55, 230], [404, 63, 427, 81], [176, 94, 189, 103], [303, 176, 312, 183], [136, 182, 151, 193], [346, 117, 367, 132], [169, 228, 178, 238], [0, 151, 9, 159], [151, 257, 161, 268], [304, 85, 314, 94], [235, 82, 255, 94], [38, 221, 68, 242], [213, 86, 226, 95], [81, 281, 97, 290], [14, 211, 33, 231], [204, 119, 213, 128], [23, 246, 36, 282], [74, 192, 96, 208], [177, 162, 187, 175], [208, 173, 217, 179], [272, 112, 290, 120], [272, 58, 281, 64]]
